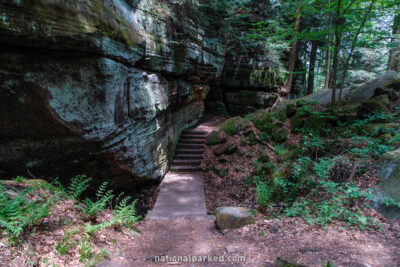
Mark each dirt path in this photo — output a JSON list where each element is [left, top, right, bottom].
[[101, 216, 399, 266]]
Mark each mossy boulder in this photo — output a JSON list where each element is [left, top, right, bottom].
[[290, 109, 311, 132], [377, 134, 393, 144], [375, 87, 399, 101], [358, 94, 391, 116], [374, 148, 400, 222], [363, 123, 399, 136], [271, 128, 288, 143], [206, 130, 227, 146], [215, 207, 255, 229], [218, 117, 247, 135]]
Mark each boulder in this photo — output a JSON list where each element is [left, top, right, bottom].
[[215, 207, 255, 229], [345, 71, 400, 104], [363, 123, 399, 136], [358, 95, 391, 115], [206, 131, 227, 146], [374, 148, 400, 222], [375, 87, 399, 101]]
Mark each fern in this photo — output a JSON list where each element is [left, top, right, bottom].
[[113, 197, 141, 227], [0, 182, 58, 244], [67, 175, 92, 200], [78, 182, 114, 217]]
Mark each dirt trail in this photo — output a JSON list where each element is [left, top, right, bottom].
[[100, 216, 400, 266]]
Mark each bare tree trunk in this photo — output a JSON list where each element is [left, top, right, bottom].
[[388, 14, 400, 71], [285, 0, 302, 93], [338, 0, 376, 102], [307, 41, 318, 95], [330, 0, 343, 107], [325, 0, 334, 89]]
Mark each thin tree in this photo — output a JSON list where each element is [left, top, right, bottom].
[[285, 0, 303, 93], [338, 0, 377, 102], [307, 41, 318, 94], [330, 0, 343, 107], [325, 0, 334, 89], [388, 14, 400, 71]]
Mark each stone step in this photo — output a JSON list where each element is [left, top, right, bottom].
[[182, 130, 208, 135], [172, 159, 202, 166], [180, 134, 207, 140], [177, 144, 204, 149], [170, 165, 202, 172], [174, 154, 203, 160], [178, 139, 205, 144], [175, 149, 204, 155]]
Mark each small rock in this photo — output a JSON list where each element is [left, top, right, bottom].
[[215, 207, 255, 229], [225, 245, 238, 254], [396, 232, 400, 238]]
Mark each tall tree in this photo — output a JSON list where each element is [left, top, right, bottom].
[[325, 0, 334, 89], [284, 0, 303, 93], [388, 14, 400, 71], [330, 0, 343, 107], [307, 41, 318, 94]]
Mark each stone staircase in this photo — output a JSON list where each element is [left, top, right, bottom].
[[170, 130, 208, 173], [146, 114, 226, 220]]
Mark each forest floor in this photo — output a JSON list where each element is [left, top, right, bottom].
[[101, 216, 400, 267]]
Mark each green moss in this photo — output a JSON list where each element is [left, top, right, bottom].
[[290, 109, 308, 132], [218, 117, 247, 135], [206, 131, 227, 146], [359, 95, 391, 115]]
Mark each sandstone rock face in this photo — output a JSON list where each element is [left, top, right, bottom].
[[215, 206, 255, 229], [205, 52, 279, 116], [0, 0, 225, 189]]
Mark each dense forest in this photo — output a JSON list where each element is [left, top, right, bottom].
[[0, 0, 399, 266]]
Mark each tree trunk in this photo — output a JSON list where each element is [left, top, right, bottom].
[[325, 0, 334, 89], [330, 0, 343, 107], [285, 1, 302, 93], [338, 0, 376, 102], [388, 14, 400, 71], [307, 41, 318, 95]]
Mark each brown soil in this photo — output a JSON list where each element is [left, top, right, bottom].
[[101, 216, 400, 266]]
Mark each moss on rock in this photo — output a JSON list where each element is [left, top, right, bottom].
[[218, 117, 247, 135], [206, 130, 227, 146]]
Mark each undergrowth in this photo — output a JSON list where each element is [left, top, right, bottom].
[[212, 100, 400, 229], [0, 175, 141, 265]]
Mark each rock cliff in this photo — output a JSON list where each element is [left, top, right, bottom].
[[0, 0, 225, 189]]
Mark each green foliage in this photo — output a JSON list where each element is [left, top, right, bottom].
[[254, 176, 273, 207], [78, 182, 114, 218], [67, 175, 92, 200], [218, 117, 248, 135], [0, 182, 58, 244]]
